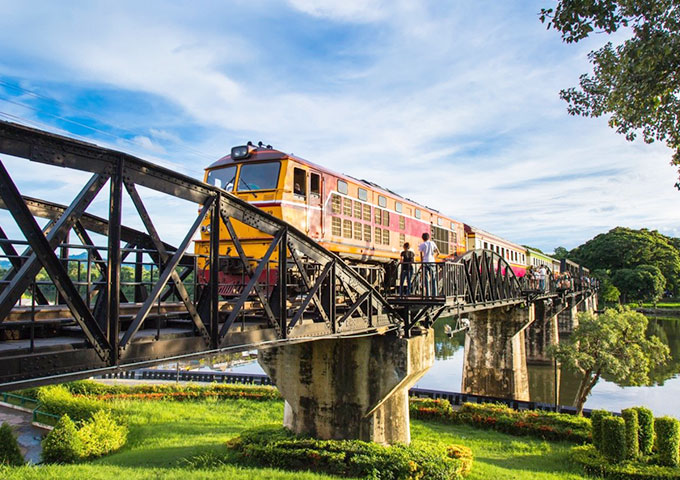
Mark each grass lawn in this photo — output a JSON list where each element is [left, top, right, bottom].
[[1, 396, 587, 479]]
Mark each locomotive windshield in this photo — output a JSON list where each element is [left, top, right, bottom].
[[206, 165, 237, 191], [237, 162, 280, 191]]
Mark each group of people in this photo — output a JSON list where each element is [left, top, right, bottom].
[[525, 265, 549, 291], [398, 232, 439, 297]]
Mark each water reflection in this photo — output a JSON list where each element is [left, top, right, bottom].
[[414, 315, 680, 417]]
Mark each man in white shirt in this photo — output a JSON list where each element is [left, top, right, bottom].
[[418, 232, 439, 296]]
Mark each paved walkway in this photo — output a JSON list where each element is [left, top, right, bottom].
[[0, 405, 45, 464]]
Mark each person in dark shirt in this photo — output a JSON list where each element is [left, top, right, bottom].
[[399, 242, 415, 296]]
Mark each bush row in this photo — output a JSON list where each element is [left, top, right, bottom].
[[0, 423, 24, 466], [225, 425, 473, 480], [571, 445, 680, 480], [410, 398, 591, 443], [42, 411, 127, 463]]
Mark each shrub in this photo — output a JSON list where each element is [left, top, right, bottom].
[[227, 425, 473, 479], [571, 444, 680, 479], [42, 414, 83, 464], [601, 416, 626, 463], [590, 409, 612, 451], [655, 417, 680, 467], [0, 422, 24, 466], [410, 398, 454, 421], [622, 408, 640, 459], [77, 410, 128, 459], [636, 407, 655, 456], [37, 385, 103, 423]]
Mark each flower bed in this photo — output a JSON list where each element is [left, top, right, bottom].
[[224, 425, 473, 480], [410, 399, 591, 443]]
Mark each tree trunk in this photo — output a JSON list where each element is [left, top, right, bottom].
[[576, 369, 601, 416]]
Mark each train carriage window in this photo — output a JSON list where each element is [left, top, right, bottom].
[[484, 242, 488, 249], [343, 198, 352, 216], [399, 215, 405, 230], [399, 233, 405, 245], [374, 208, 381, 224], [382, 210, 389, 227], [206, 165, 237, 191], [337, 180, 348, 195], [363, 204, 371, 222], [238, 162, 281, 191], [354, 222, 362, 240], [293, 168, 306, 197], [358, 188, 368, 201], [331, 217, 341, 236], [310, 173, 320, 195], [382, 229, 390, 245], [415, 209, 421, 219], [375, 227, 382, 244], [343, 219, 352, 238], [331, 194, 341, 214], [395, 202, 402, 213], [364, 224, 371, 242], [378, 196, 386, 208], [354, 201, 362, 218]]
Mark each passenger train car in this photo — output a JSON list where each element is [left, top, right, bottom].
[[194, 143, 568, 290]]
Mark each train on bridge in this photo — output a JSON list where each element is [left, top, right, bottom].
[[195, 142, 588, 291]]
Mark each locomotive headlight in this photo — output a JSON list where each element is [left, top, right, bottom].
[[231, 144, 255, 159]]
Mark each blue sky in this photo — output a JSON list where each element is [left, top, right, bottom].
[[0, 0, 678, 251]]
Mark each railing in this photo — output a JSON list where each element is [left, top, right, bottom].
[[0, 391, 60, 426], [387, 262, 466, 299]]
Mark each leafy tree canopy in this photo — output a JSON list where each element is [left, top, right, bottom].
[[612, 264, 666, 302], [551, 308, 669, 414], [551, 246, 570, 260], [540, 0, 680, 184], [569, 227, 680, 295]]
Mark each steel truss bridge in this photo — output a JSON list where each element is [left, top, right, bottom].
[[0, 120, 594, 390]]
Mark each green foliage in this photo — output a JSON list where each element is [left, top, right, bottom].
[[227, 425, 473, 480], [551, 246, 570, 260], [591, 410, 612, 451], [411, 400, 592, 443], [593, 270, 621, 305], [77, 410, 127, 459], [42, 415, 83, 464], [655, 417, 680, 467], [613, 265, 666, 303], [622, 408, 640, 459], [571, 444, 680, 479], [551, 308, 670, 414], [569, 228, 680, 297], [602, 416, 626, 463], [636, 407, 655, 456], [36, 385, 103, 422], [539, 1, 680, 181], [0, 423, 24, 467]]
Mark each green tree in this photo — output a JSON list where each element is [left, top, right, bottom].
[[540, 0, 680, 184], [612, 264, 666, 303], [551, 308, 669, 415], [551, 246, 570, 260], [592, 269, 621, 305]]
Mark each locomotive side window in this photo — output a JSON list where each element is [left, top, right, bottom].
[[363, 204, 371, 222], [343, 198, 352, 216], [399, 233, 405, 245], [364, 224, 371, 242], [382, 229, 390, 245], [382, 210, 389, 227], [238, 162, 280, 191], [358, 188, 368, 201], [338, 180, 348, 194], [415, 209, 421, 219], [399, 215, 405, 230], [354, 201, 362, 218], [343, 219, 352, 238], [374, 208, 381, 224], [378, 195, 386, 208], [354, 222, 362, 240], [375, 227, 382, 244], [432, 226, 449, 255], [331, 194, 341, 214], [293, 168, 306, 197], [395, 202, 402, 213], [206, 165, 237, 191], [331, 217, 341, 236], [310, 173, 320, 196]]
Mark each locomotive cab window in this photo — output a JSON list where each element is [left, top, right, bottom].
[[237, 162, 280, 191], [206, 165, 237, 191], [378, 196, 386, 208], [310, 173, 320, 196], [338, 180, 348, 195], [358, 188, 368, 201], [293, 168, 306, 197]]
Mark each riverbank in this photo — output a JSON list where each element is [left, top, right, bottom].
[[1, 390, 586, 479]]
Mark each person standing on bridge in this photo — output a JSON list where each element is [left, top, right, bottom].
[[538, 265, 547, 291], [419, 232, 439, 296], [399, 242, 415, 296]]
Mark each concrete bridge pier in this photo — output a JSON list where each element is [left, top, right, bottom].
[[462, 305, 534, 401], [557, 298, 579, 335], [257, 330, 434, 445], [526, 300, 559, 364]]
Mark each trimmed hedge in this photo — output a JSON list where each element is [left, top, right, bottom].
[[572, 445, 680, 480], [410, 399, 591, 443], [42, 415, 83, 464], [77, 410, 127, 459], [623, 408, 640, 459], [655, 417, 680, 467], [602, 416, 627, 463], [226, 425, 473, 480], [37, 385, 104, 423], [0, 422, 24, 466], [636, 407, 655, 456], [591, 409, 612, 451]]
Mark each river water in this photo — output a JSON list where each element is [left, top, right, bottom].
[[216, 314, 680, 417]]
